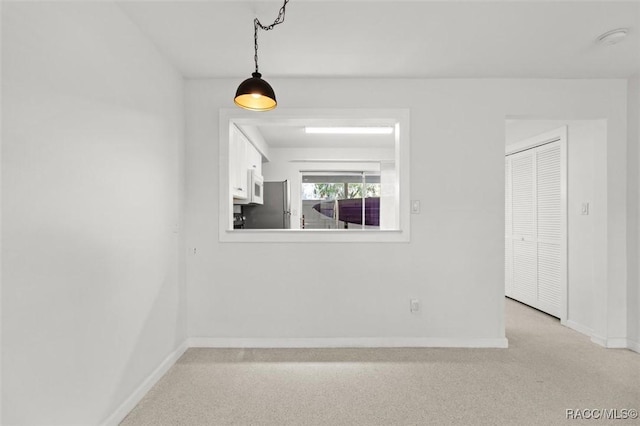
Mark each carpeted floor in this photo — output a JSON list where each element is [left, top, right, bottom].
[[121, 298, 640, 425]]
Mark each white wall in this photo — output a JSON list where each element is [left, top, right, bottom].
[[505, 119, 605, 336], [0, 2, 4, 421], [185, 78, 627, 348], [1, 3, 185, 424], [629, 73, 640, 351], [261, 147, 394, 229]]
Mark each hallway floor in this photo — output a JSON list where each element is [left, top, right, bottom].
[[122, 299, 639, 425]]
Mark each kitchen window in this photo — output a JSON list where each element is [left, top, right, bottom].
[[301, 172, 381, 230]]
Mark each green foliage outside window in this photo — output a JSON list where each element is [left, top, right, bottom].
[[304, 182, 380, 200]]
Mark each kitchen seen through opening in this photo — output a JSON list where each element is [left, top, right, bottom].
[[226, 112, 405, 236]]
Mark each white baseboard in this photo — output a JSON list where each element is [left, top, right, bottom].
[[591, 335, 633, 349], [188, 337, 509, 349], [565, 320, 594, 337], [605, 338, 629, 349], [590, 334, 607, 347], [564, 321, 636, 351], [100, 340, 188, 426]]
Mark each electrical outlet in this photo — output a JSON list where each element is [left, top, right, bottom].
[[410, 299, 420, 313]]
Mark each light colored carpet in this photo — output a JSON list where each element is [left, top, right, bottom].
[[121, 299, 640, 425]]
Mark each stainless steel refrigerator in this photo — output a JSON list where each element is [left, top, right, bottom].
[[243, 180, 291, 229]]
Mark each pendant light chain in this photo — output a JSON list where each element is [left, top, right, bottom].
[[253, 0, 290, 74], [235, 0, 290, 111]]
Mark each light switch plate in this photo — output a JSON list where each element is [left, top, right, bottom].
[[411, 200, 420, 214], [581, 202, 589, 215]]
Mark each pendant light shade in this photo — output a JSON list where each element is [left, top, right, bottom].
[[234, 0, 290, 111], [234, 72, 277, 111]]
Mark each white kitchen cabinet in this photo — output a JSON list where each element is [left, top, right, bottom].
[[246, 141, 262, 176], [230, 125, 248, 199], [230, 125, 262, 200]]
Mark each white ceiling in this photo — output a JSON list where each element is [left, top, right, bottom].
[[117, 0, 639, 148], [118, 0, 640, 79]]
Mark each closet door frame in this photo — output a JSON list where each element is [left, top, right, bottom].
[[505, 126, 568, 324]]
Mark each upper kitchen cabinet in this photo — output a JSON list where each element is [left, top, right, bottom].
[[246, 140, 262, 176], [230, 124, 263, 201], [230, 124, 248, 199]]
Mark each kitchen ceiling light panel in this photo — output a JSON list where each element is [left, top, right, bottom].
[[305, 127, 395, 135]]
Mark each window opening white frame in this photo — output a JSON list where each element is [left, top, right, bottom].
[[218, 108, 410, 243]]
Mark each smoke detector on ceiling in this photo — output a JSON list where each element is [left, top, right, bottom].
[[597, 28, 629, 45]]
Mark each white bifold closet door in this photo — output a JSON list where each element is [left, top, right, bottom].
[[505, 140, 563, 318]]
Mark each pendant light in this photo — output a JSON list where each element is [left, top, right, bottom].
[[234, 0, 290, 111]]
